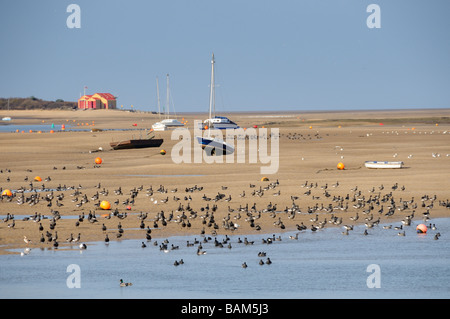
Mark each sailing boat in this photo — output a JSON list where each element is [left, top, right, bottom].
[[195, 54, 235, 156], [152, 74, 184, 131], [198, 56, 239, 130]]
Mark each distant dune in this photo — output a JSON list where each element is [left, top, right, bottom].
[[0, 97, 77, 110]]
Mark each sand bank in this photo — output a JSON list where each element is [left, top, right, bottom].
[[1, 109, 449, 254]]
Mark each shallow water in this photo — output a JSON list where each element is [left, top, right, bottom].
[[0, 124, 59, 132], [0, 218, 449, 299]]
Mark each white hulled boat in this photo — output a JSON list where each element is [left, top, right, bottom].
[[152, 118, 184, 131], [364, 161, 404, 169], [152, 74, 184, 131], [199, 116, 239, 130]]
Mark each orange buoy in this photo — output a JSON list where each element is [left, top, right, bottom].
[[1, 189, 12, 197], [416, 224, 427, 233], [160, 149, 166, 155], [95, 157, 102, 164], [337, 162, 345, 170], [100, 200, 111, 210], [34, 176, 42, 182], [50, 130, 54, 133]]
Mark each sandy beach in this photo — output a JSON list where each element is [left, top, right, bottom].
[[1, 108, 449, 254]]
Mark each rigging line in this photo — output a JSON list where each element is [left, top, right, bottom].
[[212, 58, 226, 113], [169, 89, 178, 118]]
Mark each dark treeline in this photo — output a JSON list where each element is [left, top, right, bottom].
[[0, 97, 77, 110]]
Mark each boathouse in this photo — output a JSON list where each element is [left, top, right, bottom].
[[78, 93, 117, 109]]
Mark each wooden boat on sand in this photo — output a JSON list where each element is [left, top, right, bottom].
[[110, 134, 163, 150]]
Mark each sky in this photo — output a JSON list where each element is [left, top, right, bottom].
[[0, 0, 449, 113]]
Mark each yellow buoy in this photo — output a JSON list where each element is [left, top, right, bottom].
[[337, 162, 345, 170], [1, 189, 12, 197], [100, 200, 111, 210]]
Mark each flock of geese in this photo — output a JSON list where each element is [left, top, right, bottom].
[[1, 168, 448, 263]]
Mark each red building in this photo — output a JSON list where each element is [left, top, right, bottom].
[[78, 93, 117, 109]]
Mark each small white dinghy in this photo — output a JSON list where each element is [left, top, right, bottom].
[[365, 161, 403, 169]]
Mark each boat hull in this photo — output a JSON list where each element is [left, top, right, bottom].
[[196, 136, 234, 155], [200, 116, 239, 130], [152, 119, 185, 131], [110, 139, 164, 150], [364, 161, 403, 169]]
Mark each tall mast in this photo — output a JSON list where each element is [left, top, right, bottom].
[[156, 76, 161, 119], [166, 74, 170, 119], [209, 53, 215, 121]]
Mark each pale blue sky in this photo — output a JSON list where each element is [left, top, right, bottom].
[[0, 0, 449, 112]]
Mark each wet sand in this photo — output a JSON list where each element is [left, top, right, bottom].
[[1, 108, 449, 254]]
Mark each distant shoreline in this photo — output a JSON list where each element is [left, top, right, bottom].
[[2, 106, 450, 115]]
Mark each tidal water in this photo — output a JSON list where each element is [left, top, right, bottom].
[[0, 218, 449, 299], [0, 124, 58, 132]]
